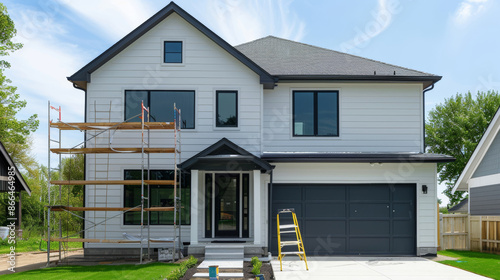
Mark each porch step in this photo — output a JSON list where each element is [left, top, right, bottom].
[[204, 245, 244, 260], [191, 272, 244, 279]]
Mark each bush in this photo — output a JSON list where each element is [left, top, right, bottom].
[[251, 256, 262, 275], [165, 255, 198, 280]]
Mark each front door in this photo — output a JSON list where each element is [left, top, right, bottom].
[[214, 174, 240, 237]]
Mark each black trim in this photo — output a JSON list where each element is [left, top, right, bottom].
[[163, 41, 183, 63], [124, 90, 195, 129], [278, 75, 442, 82], [67, 2, 275, 89], [262, 153, 455, 163], [422, 84, 435, 151], [292, 91, 339, 137], [0, 141, 31, 194], [216, 91, 238, 127]]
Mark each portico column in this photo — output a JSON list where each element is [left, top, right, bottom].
[[253, 170, 261, 245], [190, 170, 199, 244]]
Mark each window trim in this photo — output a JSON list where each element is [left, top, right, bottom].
[[215, 90, 238, 128], [292, 90, 339, 137], [124, 90, 196, 129], [163, 41, 183, 64]]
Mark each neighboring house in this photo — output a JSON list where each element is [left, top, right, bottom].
[[453, 106, 500, 215], [65, 2, 454, 257], [0, 140, 31, 233], [448, 198, 468, 214]]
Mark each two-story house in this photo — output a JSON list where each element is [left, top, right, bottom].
[[65, 2, 453, 258]]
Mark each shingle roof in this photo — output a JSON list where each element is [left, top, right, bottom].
[[235, 36, 441, 87], [448, 198, 468, 213]]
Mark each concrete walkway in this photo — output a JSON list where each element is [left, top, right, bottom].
[[271, 256, 492, 280]]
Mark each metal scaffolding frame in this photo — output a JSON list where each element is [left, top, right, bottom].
[[46, 101, 182, 265]]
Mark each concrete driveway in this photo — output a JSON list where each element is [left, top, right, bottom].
[[271, 256, 492, 280]]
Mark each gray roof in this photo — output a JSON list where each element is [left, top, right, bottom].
[[448, 198, 468, 213], [235, 36, 441, 87]]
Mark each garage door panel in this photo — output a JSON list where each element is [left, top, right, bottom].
[[393, 184, 415, 200], [393, 237, 415, 253], [350, 185, 390, 201], [274, 185, 302, 200], [305, 237, 346, 255], [393, 203, 414, 218], [305, 220, 346, 235], [349, 237, 390, 253], [306, 202, 346, 218], [305, 186, 345, 201], [350, 203, 390, 218], [350, 221, 390, 235], [393, 220, 415, 235]]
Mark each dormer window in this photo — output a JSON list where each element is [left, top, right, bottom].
[[164, 41, 182, 63]]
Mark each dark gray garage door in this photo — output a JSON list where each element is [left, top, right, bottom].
[[270, 184, 416, 256]]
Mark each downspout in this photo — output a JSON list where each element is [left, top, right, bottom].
[[73, 83, 87, 243], [422, 84, 435, 152]]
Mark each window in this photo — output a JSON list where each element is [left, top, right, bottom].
[[164, 41, 182, 63], [123, 170, 191, 225], [293, 91, 339, 136], [216, 91, 238, 127], [125, 90, 195, 129]]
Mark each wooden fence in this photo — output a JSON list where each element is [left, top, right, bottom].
[[439, 214, 500, 253]]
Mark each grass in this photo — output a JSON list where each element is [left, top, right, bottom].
[[0, 235, 82, 254], [0, 262, 180, 280], [438, 250, 500, 280]]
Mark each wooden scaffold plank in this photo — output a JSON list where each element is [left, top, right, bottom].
[[47, 206, 176, 212], [50, 147, 178, 154], [50, 180, 176, 185], [51, 122, 175, 130]]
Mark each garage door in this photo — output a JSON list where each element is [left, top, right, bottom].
[[270, 184, 416, 256]]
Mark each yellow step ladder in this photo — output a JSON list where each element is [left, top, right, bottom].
[[276, 208, 308, 271]]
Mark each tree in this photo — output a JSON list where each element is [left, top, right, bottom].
[[0, 3, 39, 172], [426, 91, 500, 206]]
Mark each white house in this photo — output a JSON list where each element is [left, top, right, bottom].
[[452, 106, 500, 215], [65, 2, 453, 257]]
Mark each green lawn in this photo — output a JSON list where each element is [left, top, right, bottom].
[[0, 236, 82, 254], [0, 263, 180, 280], [438, 250, 500, 280]]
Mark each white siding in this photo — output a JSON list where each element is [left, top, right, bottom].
[[263, 82, 424, 153], [84, 12, 263, 247], [270, 162, 438, 250]]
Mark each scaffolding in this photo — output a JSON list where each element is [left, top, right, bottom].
[[46, 101, 182, 265]]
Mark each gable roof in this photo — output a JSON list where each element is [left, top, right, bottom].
[[448, 198, 468, 213], [179, 138, 274, 173], [235, 36, 441, 88], [453, 105, 500, 193], [0, 140, 31, 195], [68, 1, 275, 90]]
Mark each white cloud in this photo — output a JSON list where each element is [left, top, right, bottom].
[[55, 0, 155, 41], [454, 0, 488, 24], [202, 0, 305, 45]]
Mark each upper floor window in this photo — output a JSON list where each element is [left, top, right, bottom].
[[293, 91, 339, 137], [125, 90, 195, 129], [164, 41, 182, 63], [216, 91, 238, 127]]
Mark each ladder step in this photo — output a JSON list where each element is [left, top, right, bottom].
[[279, 224, 297, 229], [280, 241, 301, 246], [280, 251, 304, 255], [279, 230, 297, 234]]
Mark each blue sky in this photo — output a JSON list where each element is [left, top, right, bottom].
[[3, 0, 500, 205]]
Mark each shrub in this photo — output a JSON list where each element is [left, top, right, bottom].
[[165, 255, 198, 280], [251, 256, 262, 275]]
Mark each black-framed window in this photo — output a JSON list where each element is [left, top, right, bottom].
[[125, 90, 195, 129], [293, 91, 339, 136], [216, 91, 238, 127], [164, 41, 182, 63], [123, 170, 191, 225]]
